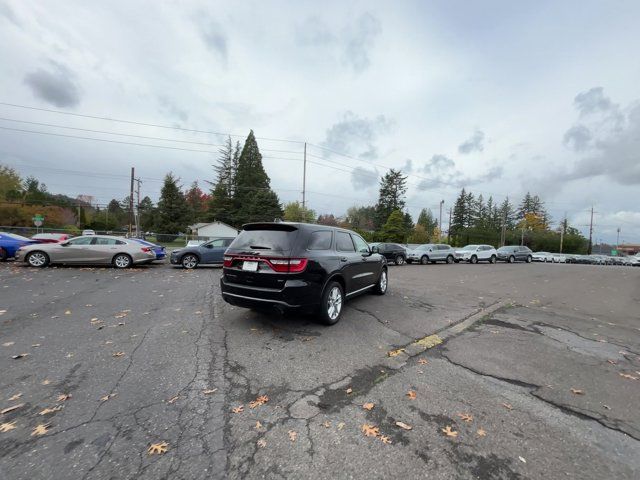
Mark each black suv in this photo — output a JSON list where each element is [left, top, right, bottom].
[[369, 243, 407, 265], [220, 223, 388, 325], [496, 245, 533, 263]]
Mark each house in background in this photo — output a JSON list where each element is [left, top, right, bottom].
[[188, 221, 239, 239]]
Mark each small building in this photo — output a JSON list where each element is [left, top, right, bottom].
[[189, 221, 238, 239], [618, 244, 640, 255]]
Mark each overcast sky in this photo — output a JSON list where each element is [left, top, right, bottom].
[[1, 0, 639, 243]]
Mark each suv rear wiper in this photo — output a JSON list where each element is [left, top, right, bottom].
[[249, 245, 271, 250]]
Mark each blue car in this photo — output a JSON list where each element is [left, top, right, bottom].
[[132, 239, 166, 261], [0, 232, 38, 261], [170, 237, 235, 269]]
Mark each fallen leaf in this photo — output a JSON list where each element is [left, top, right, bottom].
[[147, 441, 169, 455], [361, 424, 380, 437], [167, 395, 180, 404], [64, 310, 71, 315], [202, 389, 217, 395], [570, 388, 584, 395], [8, 393, 22, 401], [406, 390, 417, 400], [603, 404, 611, 410], [0, 421, 17, 432], [57, 393, 71, 402], [457, 413, 473, 423], [502, 403, 513, 410], [1, 404, 25, 415], [39, 405, 63, 415], [112, 352, 125, 357], [337, 422, 345, 430], [232, 405, 244, 414], [2, 342, 14, 347], [257, 438, 266, 448], [31, 424, 50, 436], [31, 344, 41, 348], [249, 395, 269, 409], [322, 421, 331, 428], [0, 310, 6, 315], [477, 428, 487, 437], [362, 402, 375, 411], [105, 341, 113, 345], [441, 426, 458, 438], [395, 421, 412, 431], [100, 393, 117, 402], [519, 456, 527, 463], [619, 373, 638, 380], [607, 359, 617, 365], [345, 388, 353, 395], [387, 348, 405, 357], [379, 435, 392, 444], [11, 353, 29, 359], [41, 379, 51, 385], [288, 430, 297, 442], [255, 421, 263, 430], [418, 359, 429, 365]]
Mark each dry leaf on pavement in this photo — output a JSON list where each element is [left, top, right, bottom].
[[379, 435, 392, 444], [395, 421, 412, 430], [441, 426, 458, 438], [100, 393, 117, 402], [31, 424, 50, 436], [8, 393, 22, 401], [406, 390, 417, 400], [57, 393, 72, 402], [41, 379, 51, 385], [147, 441, 168, 455], [418, 359, 429, 365], [257, 438, 266, 448], [112, 352, 125, 357], [337, 422, 345, 430], [477, 428, 487, 437], [322, 421, 331, 428], [202, 389, 217, 395], [288, 430, 297, 442], [2, 342, 15, 347], [570, 388, 584, 395], [607, 359, 617, 365], [502, 403, 513, 410], [519, 456, 527, 463], [39, 405, 63, 415], [11, 353, 29, 359], [232, 405, 244, 414], [361, 424, 380, 437], [345, 388, 353, 394], [249, 395, 269, 409], [457, 413, 473, 423], [167, 395, 180, 404], [619, 373, 638, 380], [64, 310, 71, 315], [362, 403, 375, 411], [0, 421, 17, 432], [255, 421, 263, 430], [1, 404, 25, 415], [387, 348, 405, 357]]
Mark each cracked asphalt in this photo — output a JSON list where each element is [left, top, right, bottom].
[[1, 261, 639, 479]]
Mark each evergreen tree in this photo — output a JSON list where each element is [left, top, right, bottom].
[[185, 181, 207, 223], [403, 211, 414, 235], [451, 188, 467, 233], [374, 169, 407, 229], [317, 214, 339, 226], [209, 137, 237, 224], [155, 173, 188, 234], [417, 208, 438, 237], [464, 190, 475, 227], [138, 196, 156, 231], [380, 209, 407, 243], [346, 205, 376, 231], [499, 197, 517, 229]]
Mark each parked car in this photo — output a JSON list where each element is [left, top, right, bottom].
[[550, 253, 566, 263], [407, 244, 456, 264], [220, 222, 387, 325], [0, 232, 38, 261], [496, 246, 533, 263], [455, 244, 497, 264], [31, 233, 71, 243], [186, 240, 205, 247], [16, 235, 156, 268], [368, 242, 407, 265], [170, 237, 235, 269], [82, 229, 96, 236], [132, 239, 166, 261], [532, 251, 552, 262]]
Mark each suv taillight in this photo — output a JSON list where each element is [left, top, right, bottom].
[[223, 255, 308, 273], [223, 256, 233, 267]]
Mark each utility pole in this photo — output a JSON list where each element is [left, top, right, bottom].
[[500, 210, 507, 247], [587, 206, 594, 255], [616, 227, 620, 250], [134, 178, 142, 237], [447, 207, 452, 243], [439, 200, 444, 241], [302, 142, 307, 210], [129, 167, 135, 238]]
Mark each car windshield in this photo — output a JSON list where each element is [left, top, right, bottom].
[[2, 232, 31, 241], [460, 245, 478, 251]]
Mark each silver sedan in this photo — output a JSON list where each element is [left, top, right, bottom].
[[16, 235, 156, 268]]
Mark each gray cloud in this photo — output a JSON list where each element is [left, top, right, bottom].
[[350, 166, 379, 190], [322, 111, 393, 160], [458, 130, 485, 154], [417, 154, 502, 190], [342, 13, 382, 72], [158, 96, 189, 122], [23, 62, 80, 108], [0, 1, 18, 25], [401, 158, 413, 173], [574, 87, 615, 116], [295, 16, 335, 46], [563, 124, 591, 151], [198, 18, 228, 63]]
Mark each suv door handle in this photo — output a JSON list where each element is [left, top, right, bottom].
[[340, 257, 348, 262]]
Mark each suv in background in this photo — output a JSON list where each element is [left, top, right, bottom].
[[220, 223, 388, 325], [496, 245, 533, 263], [407, 244, 456, 265], [369, 242, 406, 265], [455, 244, 497, 264]]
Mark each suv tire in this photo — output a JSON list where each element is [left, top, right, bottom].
[[508, 255, 515, 263], [489, 255, 497, 264], [470, 255, 478, 264], [526, 255, 532, 263], [420, 255, 429, 265], [373, 268, 388, 295], [394, 255, 405, 266], [446, 255, 454, 264], [319, 281, 344, 325]]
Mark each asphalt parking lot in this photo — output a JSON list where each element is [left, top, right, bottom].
[[1, 261, 639, 479]]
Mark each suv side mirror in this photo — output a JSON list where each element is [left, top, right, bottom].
[[370, 245, 379, 254]]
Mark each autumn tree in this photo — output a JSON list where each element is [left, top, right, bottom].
[[283, 201, 315, 223]]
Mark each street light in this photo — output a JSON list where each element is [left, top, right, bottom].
[[439, 200, 444, 240]]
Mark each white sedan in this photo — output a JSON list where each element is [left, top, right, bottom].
[[532, 251, 553, 262]]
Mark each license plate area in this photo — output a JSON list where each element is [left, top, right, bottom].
[[242, 260, 259, 272]]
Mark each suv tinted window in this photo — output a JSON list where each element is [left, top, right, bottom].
[[438, 245, 449, 250], [336, 232, 355, 252], [351, 234, 369, 254], [230, 225, 298, 252], [307, 231, 332, 250]]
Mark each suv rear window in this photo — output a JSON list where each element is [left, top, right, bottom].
[[229, 225, 299, 252]]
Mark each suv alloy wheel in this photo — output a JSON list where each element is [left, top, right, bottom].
[[319, 281, 344, 325]]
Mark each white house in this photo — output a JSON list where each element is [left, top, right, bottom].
[[190, 221, 239, 239]]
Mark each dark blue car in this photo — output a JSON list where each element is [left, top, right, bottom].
[[0, 232, 37, 261], [170, 237, 235, 269], [132, 239, 166, 261]]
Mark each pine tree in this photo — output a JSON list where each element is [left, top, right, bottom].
[[417, 208, 438, 238], [474, 194, 486, 229], [155, 173, 188, 234], [381, 209, 407, 243], [451, 188, 467, 233], [499, 197, 516, 229], [374, 169, 407, 229], [464, 190, 475, 228], [185, 181, 207, 223]]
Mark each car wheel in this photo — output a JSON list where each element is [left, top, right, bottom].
[[420, 255, 429, 265], [526, 255, 532, 263], [113, 253, 132, 269], [0, 248, 7, 261], [319, 281, 344, 325], [181, 254, 199, 269], [490, 255, 497, 264], [508, 255, 515, 263], [373, 268, 388, 295], [394, 255, 405, 266], [446, 255, 454, 264], [470, 255, 478, 264], [27, 251, 49, 268]]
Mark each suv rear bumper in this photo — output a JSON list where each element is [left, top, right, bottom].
[[220, 277, 320, 312]]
